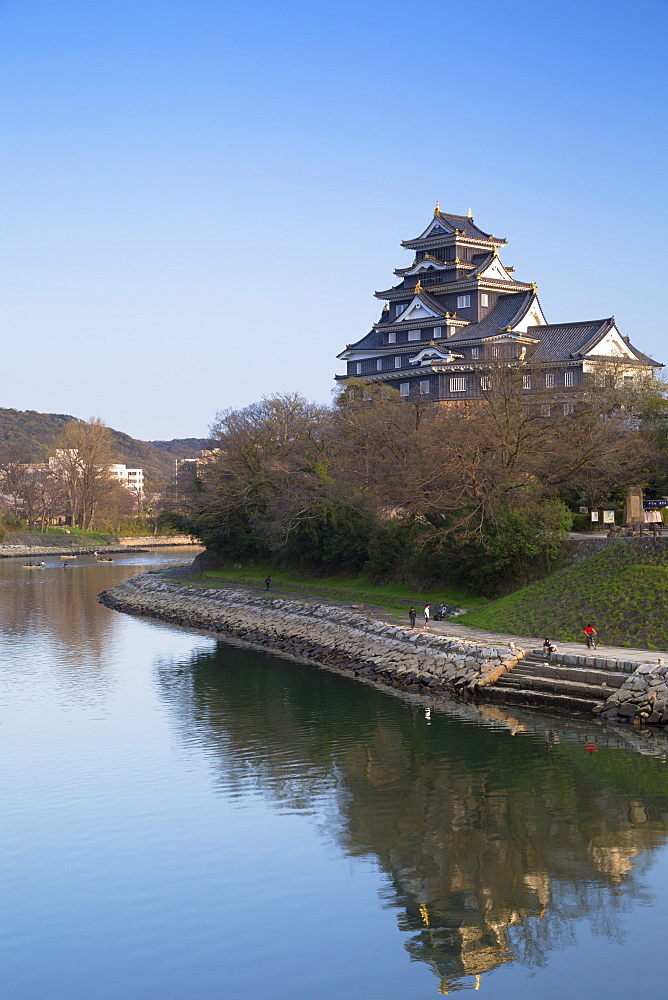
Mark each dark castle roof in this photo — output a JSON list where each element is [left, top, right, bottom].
[[449, 292, 535, 342], [526, 319, 612, 361], [402, 210, 505, 247], [524, 318, 660, 366], [434, 212, 493, 242]]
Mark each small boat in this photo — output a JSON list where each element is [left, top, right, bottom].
[[23, 563, 45, 569], [97, 558, 114, 563], [60, 554, 77, 559]]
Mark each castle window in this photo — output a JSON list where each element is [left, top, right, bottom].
[[395, 303, 407, 317], [480, 376, 492, 391], [400, 383, 410, 397], [419, 380, 431, 395], [523, 374, 532, 389], [564, 370, 573, 386], [471, 347, 480, 359], [395, 357, 402, 369], [408, 330, 421, 341], [356, 362, 362, 375], [376, 359, 383, 371], [546, 373, 555, 388], [564, 402, 574, 415], [481, 293, 489, 307], [450, 377, 467, 392], [457, 295, 471, 309], [492, 346, 500, 358], [433, 327, 442, 338], [387, 331, 396, 344]]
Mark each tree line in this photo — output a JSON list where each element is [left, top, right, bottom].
[[0, 418, 183, 537], [185, 362, 668, 595]]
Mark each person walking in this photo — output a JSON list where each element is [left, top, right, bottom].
[[408, 607, 417, 629], [264, 575, 271, 592], [584, 624, 597, 649], [424, 604, 431, 629]]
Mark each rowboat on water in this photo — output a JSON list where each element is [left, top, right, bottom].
[[97, 558, 114, 563], [23, 563, 46, 569], [60, 555, 77, 559]]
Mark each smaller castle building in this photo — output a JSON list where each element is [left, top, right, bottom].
[[336, 208, 661, 402]]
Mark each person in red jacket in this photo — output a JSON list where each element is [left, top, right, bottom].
[[584, 624, 597, 649]]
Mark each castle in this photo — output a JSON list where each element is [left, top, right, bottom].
[[336, 207, 660, 402]]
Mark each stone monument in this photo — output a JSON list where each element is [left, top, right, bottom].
[[624, 487, 644, 526]]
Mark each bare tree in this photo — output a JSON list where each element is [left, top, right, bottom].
[[50, 418, 117, 530]]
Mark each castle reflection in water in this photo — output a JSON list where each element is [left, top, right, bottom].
[[156, 642, 668, 994]]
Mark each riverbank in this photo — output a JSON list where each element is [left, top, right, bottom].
[[99, 572, 668, 729], [100, 572, 526, 698], [0, 535, 201, 559]]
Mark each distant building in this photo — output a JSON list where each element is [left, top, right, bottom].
[[336, 207, 662, 402], [108, 464, 144, 495]]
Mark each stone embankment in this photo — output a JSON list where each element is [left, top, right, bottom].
[[100, 573, 668, 729], [0, 534, 200, 559], [117, 535, 199, 547], [99, 573, 526, 699], [597, 662, 668, 726], [0, 543, 136, 558]]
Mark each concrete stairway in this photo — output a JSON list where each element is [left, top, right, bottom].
[[483, 650, 628, 715]]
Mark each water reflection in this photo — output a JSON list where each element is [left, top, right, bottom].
[[0, 551, 197, 675], [157, 643, 668, 993]]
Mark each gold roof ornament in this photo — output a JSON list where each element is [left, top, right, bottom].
[[434, 201, 440, 217], [467, 207, 473, 219], [531, 281, 538, 293], [382, 303, 389, 312], [414, 279, 422, 294]]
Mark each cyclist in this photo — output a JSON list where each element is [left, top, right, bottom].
[[584, 624, 598, 649]]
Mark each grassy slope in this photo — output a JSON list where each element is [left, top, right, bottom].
[[199, 564, 488, 616], [458, 541, 668, 649]]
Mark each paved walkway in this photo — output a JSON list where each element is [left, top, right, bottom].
[[422, 620, 667, 665]]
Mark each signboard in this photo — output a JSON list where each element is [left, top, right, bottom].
[[590, 511, 599, 522], [603, 510, 615, 524], [579, 506, 589, 514], [644, 501, 668, 508]]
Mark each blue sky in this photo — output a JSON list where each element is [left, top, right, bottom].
[[0, 0, 666, 440]]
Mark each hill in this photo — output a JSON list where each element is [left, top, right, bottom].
[[149, 438, 211, 458], [0, 408, 205, 485], [457, 540, 668, 650]]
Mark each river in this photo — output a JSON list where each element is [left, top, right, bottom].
[[2, 549, 668, 999]]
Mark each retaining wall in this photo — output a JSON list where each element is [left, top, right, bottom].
[[99, 573, 526, 700], [117, 535, 200, 547]]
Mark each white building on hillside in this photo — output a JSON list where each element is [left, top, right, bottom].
[[108, 464, 144, 495]]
